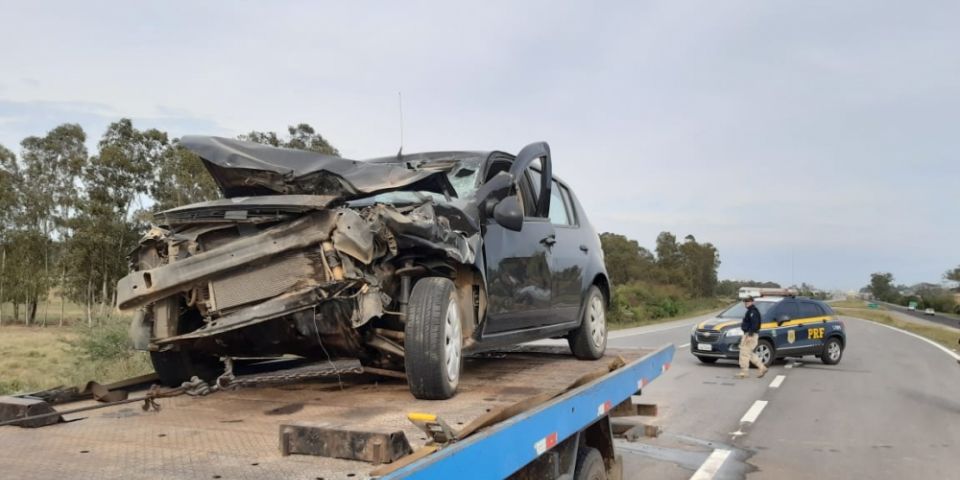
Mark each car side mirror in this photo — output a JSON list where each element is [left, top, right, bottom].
[[493, 196, 523, 232], [777, 315, 790, 324]]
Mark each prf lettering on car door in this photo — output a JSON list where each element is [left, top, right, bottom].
[[808, 327, 825, 340]]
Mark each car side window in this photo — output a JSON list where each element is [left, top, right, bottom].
[[518, 171, 541, 217], [524, 169, 548, 218], [777, 300, 800, 319], [486, 158, 536, 218], [548, 180, 571, 226], [560, 185, 578, 225], [799, 302, 820, 318]]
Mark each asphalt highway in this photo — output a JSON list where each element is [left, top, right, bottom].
[[880, 301, 960, 330], [606, 310, 960, 480]]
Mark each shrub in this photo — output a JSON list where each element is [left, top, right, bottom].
[[609, 281, 689, 323]]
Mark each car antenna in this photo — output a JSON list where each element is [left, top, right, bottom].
[[397, 91, 405, 164]]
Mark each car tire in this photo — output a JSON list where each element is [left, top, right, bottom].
[[574, 447, 607, 480], [755, 339, 775, 368], [405, 277, 463, 400], [696, 356, 718, 364], [150, 349, 223, 387], [821, 337, 843, 365], [568, 286, 608, 360]]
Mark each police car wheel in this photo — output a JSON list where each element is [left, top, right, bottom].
[[755, 339, 775, 367], [696, 356, 718, 364], [821, 337, 843, 365]]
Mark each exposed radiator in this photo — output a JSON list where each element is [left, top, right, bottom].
[[208, 252, 320, 312]]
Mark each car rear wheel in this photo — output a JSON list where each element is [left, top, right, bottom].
[[755, 339, 775, 367], [821, 337, 843, 365], [405, 277, 463, 400], [696, 356, 718, 364], [568, 286, 607, 360]]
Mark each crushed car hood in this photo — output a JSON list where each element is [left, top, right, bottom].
[[181, 136, 456, 199]]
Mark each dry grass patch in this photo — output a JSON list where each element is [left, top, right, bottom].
[[0, 319, 152, 395]]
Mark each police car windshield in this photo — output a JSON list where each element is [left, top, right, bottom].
[[719, 301, 777, 318]]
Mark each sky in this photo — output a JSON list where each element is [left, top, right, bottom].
[[0, 1, 957, 291]]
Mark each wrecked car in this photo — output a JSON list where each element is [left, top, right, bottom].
[[118, 136, 610, 399]]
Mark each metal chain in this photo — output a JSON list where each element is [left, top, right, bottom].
[[219, 362, 364, 389], [168, 357, 364, 396]]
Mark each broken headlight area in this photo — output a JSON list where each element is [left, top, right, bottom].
[[120, 199, 476, 371]]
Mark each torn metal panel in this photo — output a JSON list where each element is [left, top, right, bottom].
[[117, 211, 337, 310], [331, 207, 377, 264], [155, 287, 321, 344], [181, 135, 455, 199], [159, 194, 337, 224], [371, 202, 478, 264]]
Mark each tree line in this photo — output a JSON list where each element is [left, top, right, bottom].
[[866, 269, 960, 313], [600, 231, 720, 297], [0, 119, 337, 326], [599, 231, 724, 321]]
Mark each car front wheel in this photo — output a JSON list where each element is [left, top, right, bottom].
[[568, 286, 607, 360], [404, 277, 463, 400], [821, 337, 843, 365], [755, 339, 775, 367]]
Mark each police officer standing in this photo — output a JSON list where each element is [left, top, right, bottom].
[[737, 296, 768, 379]]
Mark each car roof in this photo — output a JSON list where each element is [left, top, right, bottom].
[[754, 297, 783, 303]]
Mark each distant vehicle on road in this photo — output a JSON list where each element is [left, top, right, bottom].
[[691, 292, 846, 367], [908, 301, 918, 311], [924, 307, 935, 316]]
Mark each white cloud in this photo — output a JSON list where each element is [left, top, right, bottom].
[[0, 0, 957, 289]]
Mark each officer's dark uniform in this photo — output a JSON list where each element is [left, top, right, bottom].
[[738, 298, 767, 376]]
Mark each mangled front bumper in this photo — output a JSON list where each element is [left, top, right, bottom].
[[118, 199, 477, 349], [118, 211, 339, 310]]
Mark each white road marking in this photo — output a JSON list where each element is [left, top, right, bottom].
[[689, 448, 732, 480], [740, 400, 768, 424], [768, 375, 786, 389], [679, 342, 690, 348], [609, 321, 699, 339], [864, 319, 960, 361]]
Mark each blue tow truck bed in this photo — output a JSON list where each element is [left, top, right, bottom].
[[0, 344, 674, 480]]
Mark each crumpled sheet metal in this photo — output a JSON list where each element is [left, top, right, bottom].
[[181, 135, 456, 199]]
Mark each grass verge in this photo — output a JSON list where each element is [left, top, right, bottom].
[[0, 317, 153, 395], [608, 297, 728, 330], [829, 298, 883, 309], [835, 307, 960, 351]]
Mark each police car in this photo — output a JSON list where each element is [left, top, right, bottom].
[[690, 289, 846, 367]]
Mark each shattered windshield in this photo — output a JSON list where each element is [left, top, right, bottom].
[[348, 159, 481, 206]]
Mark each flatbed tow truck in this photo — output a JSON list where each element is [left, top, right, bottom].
[[0, 344, 674, 480]]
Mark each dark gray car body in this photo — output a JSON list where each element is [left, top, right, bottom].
[[119, 137, 609, 374]]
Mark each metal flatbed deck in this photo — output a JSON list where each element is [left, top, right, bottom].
[[0, 345, 670, 480]]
